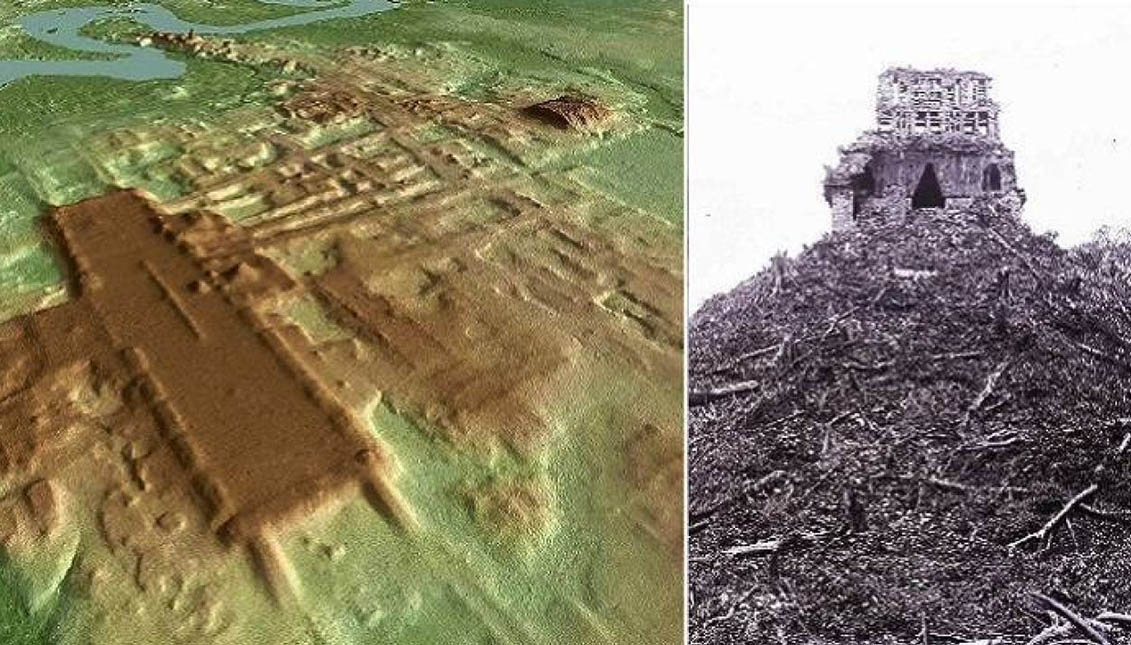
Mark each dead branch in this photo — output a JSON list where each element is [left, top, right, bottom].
[[959, 435, 1024, 452], [689, 379, 759, 407], [843, 358, 895, 372], [968, 359, 1011, 414], [722, 531, 830, 557], [1095, 611, 1131, 626], [1071, 340, 1131, 371], [1079, 503, 1131, 523], [723, 539, 782, 556], [689, 470, 788, 534], [1024, 618, 1117, 645], [705, 342, 785, 376], [1009, 484, 1099, 549], [931, 350, 986, 361], [689, 518, 710, 534], [1032, 592, 1111, 645], [704, 587, 755, 626], [987, 226, 1042, 280], [924, 477, 1028, 495]]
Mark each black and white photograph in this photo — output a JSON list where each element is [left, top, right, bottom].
[[688, 3, 1131, 644]]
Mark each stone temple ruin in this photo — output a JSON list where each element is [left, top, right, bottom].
[[824, 67, 1026, 231]]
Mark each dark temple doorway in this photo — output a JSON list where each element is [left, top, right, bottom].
[[983, 163, 1001, 191], [850, 163, 875, 217], [912, 163, 944, 209]]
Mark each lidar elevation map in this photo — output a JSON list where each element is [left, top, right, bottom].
[[0, 1, 683, 643]]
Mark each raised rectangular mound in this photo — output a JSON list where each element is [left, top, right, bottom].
[[38, 190, 412, 600]]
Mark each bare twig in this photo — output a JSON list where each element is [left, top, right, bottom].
[[704, 587, 755, 626], [968, 359, 1011, 414], [1023, 619, 1117, 645], [722, 539, 782, 556], [689, 470, 788, 533], [960, 436, 1024, 451], [986, 226, 1042, 280], [705, 342, 785, 376], [1010, 484, 1099, 549], [722, 531, 831, 557], [924, 477, 1028, 495], [931, 350, 986, 361], [1095, 611, 1131, 625], [843, 358, 895, 372], [689, 379, 759, 406], [1071, 341, 1131, 371], [1032, 592, 1111, 645], [1079, 503, 1131, 523]]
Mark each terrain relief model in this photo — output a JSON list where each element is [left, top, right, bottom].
[[0, 1, 683, 643]]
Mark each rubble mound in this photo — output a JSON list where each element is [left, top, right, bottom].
[[689, 214, 1131, 644], [281, 87, 365, 124], [524, 95, 611, 131]]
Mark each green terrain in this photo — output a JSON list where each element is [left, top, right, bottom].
[[0, 2, 683, 643]]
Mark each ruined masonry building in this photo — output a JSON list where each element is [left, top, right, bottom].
[[825, 68, 1025, 231]]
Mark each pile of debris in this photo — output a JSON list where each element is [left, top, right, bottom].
[[689, 214, 1131, 644], [279, 87, 366, 124]]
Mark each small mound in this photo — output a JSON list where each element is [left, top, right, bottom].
[[224, 261, 261, 286], [689, 214, 1131, 644], [524, 95, 611, 131]]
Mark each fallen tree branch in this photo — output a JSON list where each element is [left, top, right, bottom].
[[1095, 611, 1131, 626], [843, 358, 895, 372], [959, 435, 1025, 451], [704, 587, 755, 626], [705, 342, 785, 376], [1071, 340, 1131, 372], [723, 539, 782, 556], [1032, 592, 1111, 645], [688, 470, 788, 533], [968, 359, 1011, 414], [931, 350, 986, 361], [689, 379, 759, 407], [722, 531, 831, 557], [925, 477, 1028, 495], [1079, 503, 1131, 523], [1009, 484, 1099, 549], [986, 226, 1043, 280]]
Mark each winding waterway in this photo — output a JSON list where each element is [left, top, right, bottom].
[[0, 0, 395, 87]]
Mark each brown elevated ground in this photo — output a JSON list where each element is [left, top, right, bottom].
[[6, 190, 410, 601]]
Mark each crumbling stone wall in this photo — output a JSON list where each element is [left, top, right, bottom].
[[830, 188, 854, 231], [825, 67, 1023, 232], [867, 147, 1016, 199], [876, 68, 999, 138]]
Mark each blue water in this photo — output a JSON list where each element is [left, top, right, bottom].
[[0, 0, 396, 87]]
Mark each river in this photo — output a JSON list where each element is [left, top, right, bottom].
[[0, 0, 395, 87]]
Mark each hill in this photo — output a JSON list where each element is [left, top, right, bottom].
[[689, 210, 1131, 644]]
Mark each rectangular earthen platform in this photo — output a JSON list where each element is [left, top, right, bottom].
[[39, 191, 409, 596]]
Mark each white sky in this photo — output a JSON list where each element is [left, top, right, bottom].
[[688, 1, 1131, 309]]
